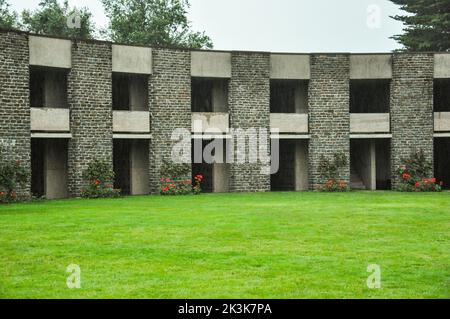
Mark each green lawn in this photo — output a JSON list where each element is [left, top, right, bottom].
[[0, 192, 449, 299]]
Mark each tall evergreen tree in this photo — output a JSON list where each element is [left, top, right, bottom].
[[0, 0, 18, 29], [21, 0, 95, 39], [390, 0, 450, 51], [102, 0, 213, 49]]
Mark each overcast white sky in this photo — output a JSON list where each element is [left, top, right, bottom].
[[9, 0, 406, 52]]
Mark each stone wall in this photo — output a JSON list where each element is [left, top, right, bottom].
[[390, 54, 434, 189], [149, 48, 191, 193], [308, 54, 350, 189], [229, 52, 271, 192], [67, 40, 113, 196], [0, 31, 31, 197]]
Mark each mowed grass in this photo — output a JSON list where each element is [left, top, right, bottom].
[[0, 192, 449, 299]]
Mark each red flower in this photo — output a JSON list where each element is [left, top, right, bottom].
[[415, 182, 421, 187], [402, 172, 411, 180]]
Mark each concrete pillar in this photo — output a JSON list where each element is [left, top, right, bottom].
[[212, 80, 228, 112], [295, 82, 308, 114], [213, 163, 229, 193], [44, 139, 68, 199], [44, 71, 67, 108], [295, 141, 309, 191], [130, 140, 149, 195], [129, 76, 148, 111], [369, 140, 376, 190]]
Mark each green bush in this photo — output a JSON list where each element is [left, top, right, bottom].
[[0, 159, 29, 203], [81, 160, 121, 198]]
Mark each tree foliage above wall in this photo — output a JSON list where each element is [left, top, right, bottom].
[[0, 0, 18, 29], [390, 0, 450, 52], [21, 0, 96, 39], [101, 0, 213, 49]]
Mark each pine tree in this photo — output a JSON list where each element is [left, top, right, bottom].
[[390, 0, 450, 51]]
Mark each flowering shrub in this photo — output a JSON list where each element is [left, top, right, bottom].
[[0, 159, 29, 204], [81, 160, 121, 198], [397, 150, 442, 192], [160, 174, 203, 196], [318, 152, 349, 192], [320, 180, 349, 192], [159, 160, 203, 195]]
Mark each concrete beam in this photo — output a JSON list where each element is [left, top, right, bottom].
[[113, 111, 150, 133], [29, 36, 71, 69], [191, 51, 231, 78], [270, 113, 309, 134], [112, 45, 152, 74], [270, 54, 310, 79], [31, 108, 70, 132], [434, 112, 450, 131], [350, 54, 392, 79], [434, 54, 450, 78], [350, 113, 390, 133]]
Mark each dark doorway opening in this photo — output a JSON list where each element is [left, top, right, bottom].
[[113, 140, 131, 195], [434, 138, 450, 189], [31, 139, 45, 197]]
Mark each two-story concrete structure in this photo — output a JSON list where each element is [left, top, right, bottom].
[[1, 28, 449, 198]]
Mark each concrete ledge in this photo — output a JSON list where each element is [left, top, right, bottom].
[[434, 133, 450, 138], [113, 111, 150, 133], [270, 54, 310, 79], [31, 133, 72, 139], [113, 134, 152, 139], [434, 54, 450, 78], [270, 134, 311, 139], [270, 113, 308, 133], [191, 51, 231, 78], [350, 134, 392, 139], [192, 134, 231, 140], [350, 113, 390, 133], [29, 36, 71, 68], [350, 55, 392, 79], [31, 108, 70, 132], [192, 112, 229, 133], [112, 45, 152, 74], [435, 112, 450, 131]]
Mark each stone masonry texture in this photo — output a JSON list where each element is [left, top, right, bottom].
[[149, 48, 192, 193], [229, 52, 271, 192], [308, 54, 351, 189], [0, 31, 31, 197], [390, 54, 434, 189], [67, 40, 113, 196]]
